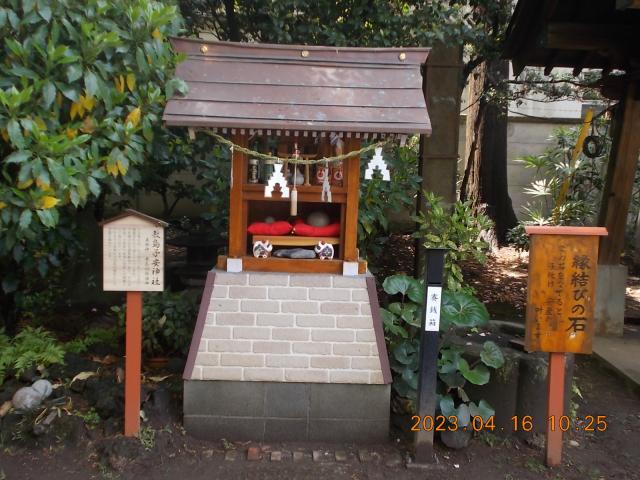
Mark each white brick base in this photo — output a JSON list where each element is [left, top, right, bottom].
[[186, 270, 389, 385]]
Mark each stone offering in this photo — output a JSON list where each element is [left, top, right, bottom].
[[31, 379, 53, 399], [307, 211, 330, 227], [272, 248, 316, 259], [12, 386, 43, 411]]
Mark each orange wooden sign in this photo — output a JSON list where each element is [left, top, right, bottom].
[[524, 226, 607, 354]]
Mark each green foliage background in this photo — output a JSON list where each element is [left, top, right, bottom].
[[0, 0, 185, 320]]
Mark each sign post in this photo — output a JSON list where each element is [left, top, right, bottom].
[[101, 209, 167, 437], [414, 248, 447, 465], [524, 226, 607, 467]]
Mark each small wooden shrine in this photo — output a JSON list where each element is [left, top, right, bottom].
[[163, 38, 431, 442]]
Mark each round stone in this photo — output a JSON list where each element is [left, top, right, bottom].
[[307, 211, 330, 227]]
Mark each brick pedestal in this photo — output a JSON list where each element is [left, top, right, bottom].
[[183, 269, 392, 442]]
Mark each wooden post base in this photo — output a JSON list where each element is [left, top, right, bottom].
[[124, 291, 142, 437], [546, 352, 566, 467]]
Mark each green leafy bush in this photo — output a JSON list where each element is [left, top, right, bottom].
[[0, 326, 65, 384], [0, 0, 185, 325], [358, 140, 422, 265], [65, 325, 121, 354], [112, 290, 199, 358], [414, 192, 492, 292], [380, 274, 503, 426]]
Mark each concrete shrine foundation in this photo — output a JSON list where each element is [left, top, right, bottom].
[[183, 269, 392, 442]]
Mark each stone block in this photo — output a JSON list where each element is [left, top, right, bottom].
[[351, 289, 370, 302], [243, 368, 284, 382], [253, 341, 291, 354], [216, 272, 248, 285], [220, 353, 264, 367], [264, 382, 309, 417], [203, 326, 232, 339], [185, 416, 262, 441], [211, 285, 228, 298], [272, 327, 310, 341], [337, 316, 373, 329], [309, 288, 350, 301], [216, 312, 255, 326], [360, 303, 372, 315], [197, 353, 220, 366], [369, 371, 384, 384], [207, 339, 251, 353], [198, 339, 207, 352], [310, 384, 390, 419], [249, 273, 289, 286], [296, 315, 336, 328], [333, 343, 371, 356], [183, 381, 390, 442], [264, 419, 308, 442], [269, 287, 307, 300], [257, 313, 294, 327], [202, 366, 243, 381], [310, 356, 349, 369], [329, 370, 370, 383], [311, 329, 354, 342], [191, 366, 202, 380], [232, 326, 271, 340], [229, 286, 267, 299], [241, 300, 279, 313], [210, 299, 239, 312], [355, 329, 376, 342], [285, 369, 329, 383], [292, 342, 332, 354], [290, 275, 332, 287], [266, 355, 310, 368], [351, 357, 382, 370], [281, 301, 319, 314], [184, 380, 265, 416], [320, 302, 360, 315], [333, 276, 367, 288]]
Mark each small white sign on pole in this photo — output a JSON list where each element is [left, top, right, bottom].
[[424, 286, 442, 332], [101, 210, 168, 292]]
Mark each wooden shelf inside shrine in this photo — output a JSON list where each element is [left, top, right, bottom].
[[251, 235, 341, 247]]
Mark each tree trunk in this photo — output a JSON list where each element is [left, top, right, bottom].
[[460, 59, 517, 247]]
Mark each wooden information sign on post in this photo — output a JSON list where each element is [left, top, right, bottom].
[[524, 226, 607, 467], [101, 209, 167, 437]]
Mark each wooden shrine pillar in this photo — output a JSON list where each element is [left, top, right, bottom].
[[228, 133, 249, 258], [598, 82, 640, 265], [343, 137, 361, 262]]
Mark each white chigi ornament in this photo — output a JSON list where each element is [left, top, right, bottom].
[[365, 147, 390, 181], [264, 163, 289, 198]]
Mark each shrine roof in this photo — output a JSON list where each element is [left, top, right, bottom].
[[162, 38, 431, 136], [504, 0, 640, 77]]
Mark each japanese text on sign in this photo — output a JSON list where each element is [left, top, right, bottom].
[[525, 234, 599, 354], [424, 286, 442, 332], [103, 218, 164, 292]]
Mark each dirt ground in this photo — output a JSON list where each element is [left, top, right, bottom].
[[1, 355, 638, 480], [1, 245, 639, 480]]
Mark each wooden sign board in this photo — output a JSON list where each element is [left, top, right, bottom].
[[524, 226, 607, 354], [101, 210, 168, 292]]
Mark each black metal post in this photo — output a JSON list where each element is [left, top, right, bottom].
[[414, 248, 447, 464]]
